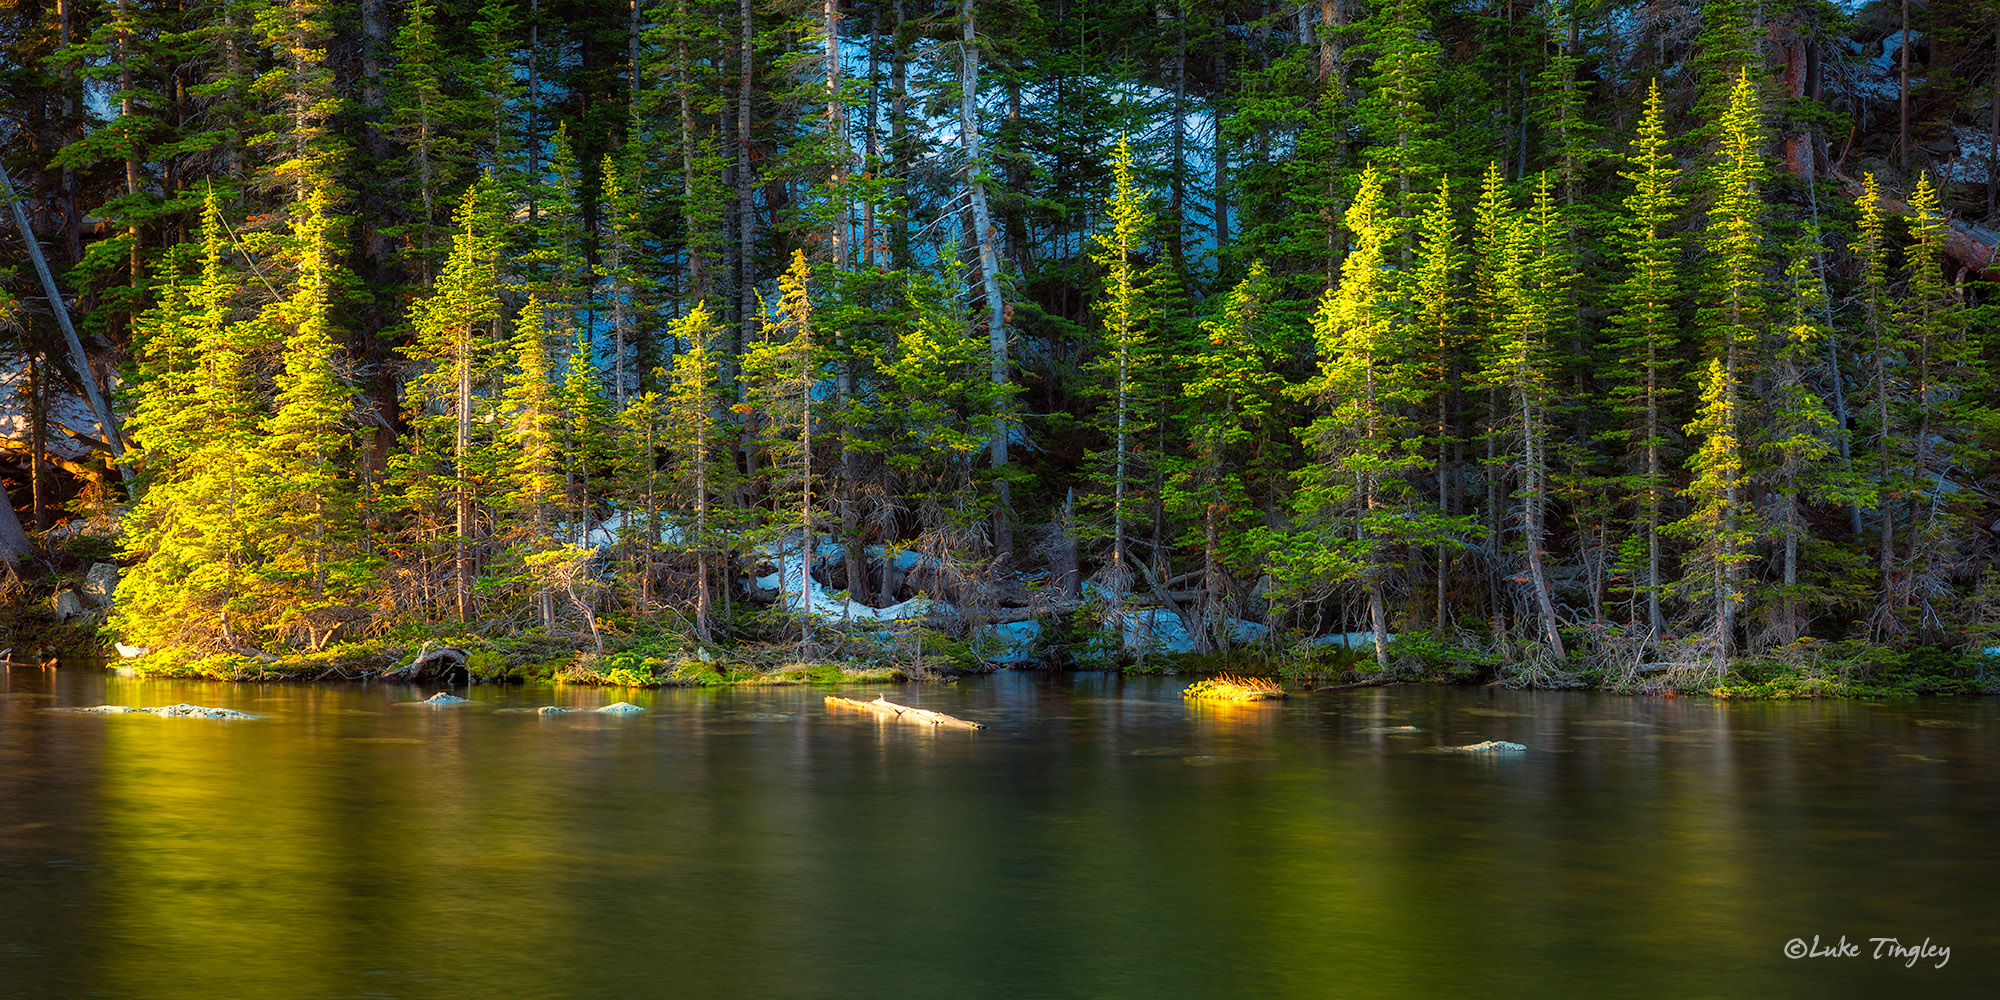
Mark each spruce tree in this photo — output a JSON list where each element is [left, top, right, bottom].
[[1167, 261, 1285, 650], [1086, 135, 1163, 598], [1680, 68, 1767, 657], [1605, 81, 1684, 639], [250, 178, 366, 631], [740, 251, 822, 649]]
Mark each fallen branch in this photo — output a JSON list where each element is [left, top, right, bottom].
[[825, 694, 984, 730]]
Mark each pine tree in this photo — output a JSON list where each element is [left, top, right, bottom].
[[248, 178, 368, 643], [740, 251, 822, 649], [1482, 171, 1568, 660], [502, 296, 565, 628], [1086, 135, 1162, 598], [661, 302, 735, 640], [1761, 242, 1842, 642], [1166, 261, 1285, 650], [1605, 81, 1684, 639], [116, 191, 257, 648], [1681, 68, 1767, 657], [1850, 171, 1899, 616], [401, 180, 507, 621], [1672, 358, 1754, 662], [1893, 173, 1980, 633], [1409, 176, 1470, 629]]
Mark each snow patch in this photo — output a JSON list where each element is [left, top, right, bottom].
[[985, 620, 1042, 663]]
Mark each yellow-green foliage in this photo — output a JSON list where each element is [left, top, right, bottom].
[[1183, 673, 1288, 702]]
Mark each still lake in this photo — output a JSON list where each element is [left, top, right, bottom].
[[2, 667, 1996, 998]]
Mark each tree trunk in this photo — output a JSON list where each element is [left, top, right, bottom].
[[28, 352, 48, 529], [959, 0, 1012, 565], [1899, 0, 1910, 177], [0, 160, 124, 462]]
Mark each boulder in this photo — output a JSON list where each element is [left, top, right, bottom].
[[597, 701, 646, 714], [537, 706, 576, 714], [52, 591, 86, 621], [418, 692, 472, 706], [82, 563, 119, 608]]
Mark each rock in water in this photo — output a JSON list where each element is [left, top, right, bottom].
[[83, 563, 120, 608], [537, 706, 575, 714], [149, 704, 255, 719], [60, 705, 143, 714], [421, 692, 472, 706], [597, 702, 646, 714], [1441, 740, 1527, 753]]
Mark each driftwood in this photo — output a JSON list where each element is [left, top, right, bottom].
[[825, 694, 985, 730], [379, 642, 469, 682]]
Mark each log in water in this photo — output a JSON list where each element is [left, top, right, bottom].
[[824, 694, 984, 730]]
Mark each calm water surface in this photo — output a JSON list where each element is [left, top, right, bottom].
[[1, 668, 1996, 998]]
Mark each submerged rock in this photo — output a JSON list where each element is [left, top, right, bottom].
[[537, 706, 576, 714], [51, 704, 254, 718], [597, 702, 646, 714], [149, 703, 255, 719], [409, 692, 472, 706], [1358, 725, 1423, 734], [1439, 740, 1527, 753]]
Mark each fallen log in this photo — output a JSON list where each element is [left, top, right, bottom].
[[825, 694, 984, 730]]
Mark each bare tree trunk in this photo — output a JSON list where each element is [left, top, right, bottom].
[[28, 352, 48, 529], [1521, 386, 1566, 659], [1899, 0, 1910, 177], [0, 160, 124, 461], [959, 0, 1012, 564], [456, 329, 474, 622]]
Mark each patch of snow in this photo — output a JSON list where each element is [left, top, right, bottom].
[[1116, 607, 1194, 654], [1225, 619, 1269, 643], [752, 534, 934, 623], [986, 620, 1042, 663]]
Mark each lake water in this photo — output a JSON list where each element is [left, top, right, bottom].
[[2, 668, 1996, 998]]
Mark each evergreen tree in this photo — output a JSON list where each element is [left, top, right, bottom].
[[1680, 68, 1767, 657], [661, 302, 735, 640], [1761, 242, 1842, 643], [1605, 81, 1684, 639], [249, 178, 366, 638], [1166, 261, 1285, 650], [400, 180, 507, 621], [1085, 135, 1163, 598], [116, 192, 257, 648], [502, 296, 565, 628], [740, 251, 822, 649]]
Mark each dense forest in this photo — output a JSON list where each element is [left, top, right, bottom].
[[4, 0, 2000, 684]]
